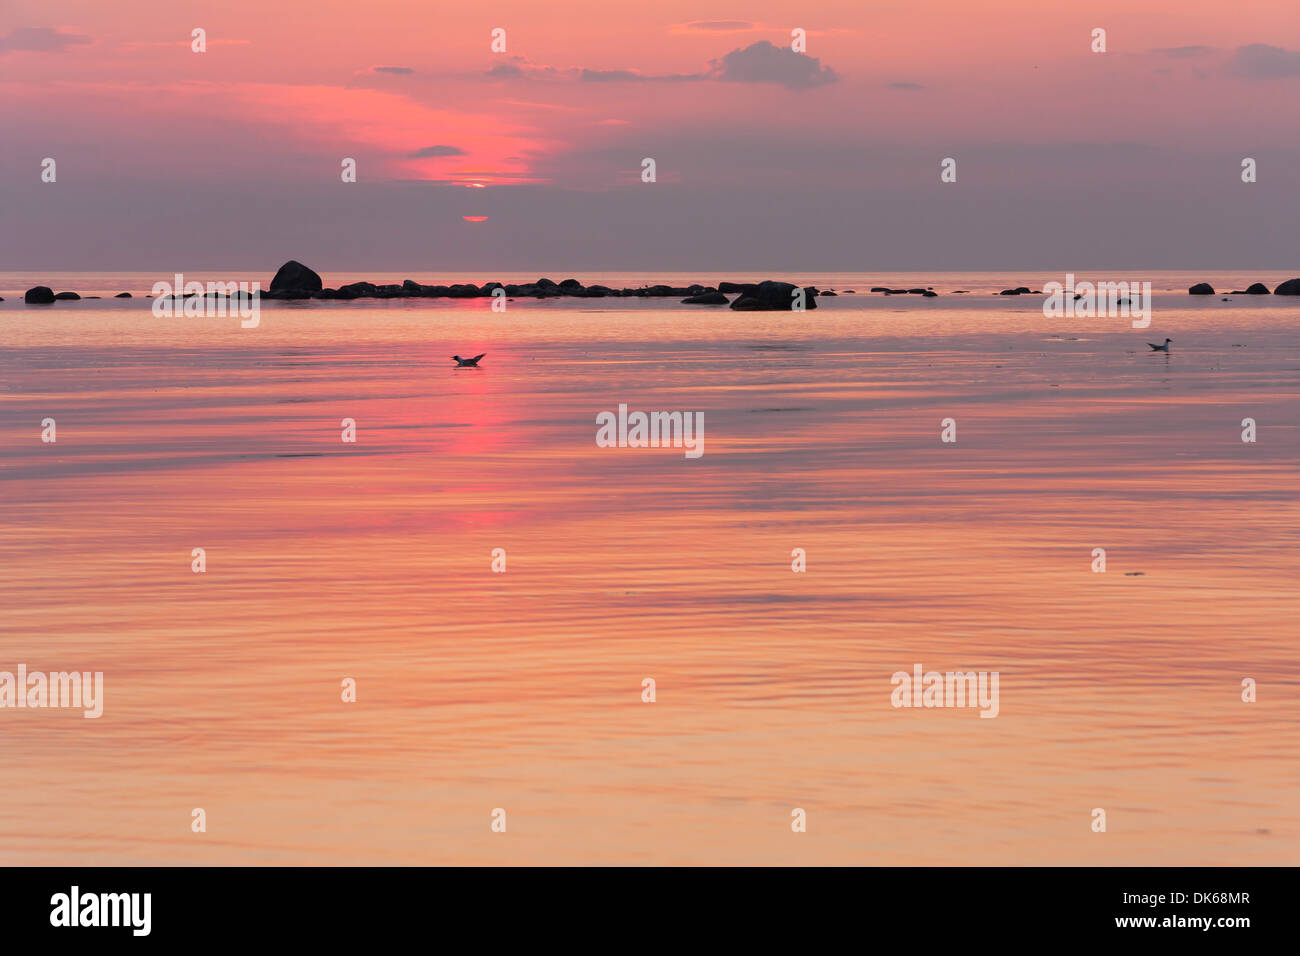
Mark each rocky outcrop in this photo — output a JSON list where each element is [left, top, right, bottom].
[[681, 291, 728, 304], [17, 262, 971, 308], [1275, 278, 1300, 295], [53, 291, 81, 300], [1246, 283, 1270, 294], [728, 281, 818, 311], [1189, 282, 1215, 295]]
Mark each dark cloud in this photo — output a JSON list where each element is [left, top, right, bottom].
[[682, 21, 753, 32], [485, 57, 566, 79], [371, 65, 414, 75], [0, 27, 91, 53], [407, 146, 466, 158], [1150, 46, 1211, 58], [486, 43, 836, 90], [580, 69, 645, 83], [1231, 43, 1300, 77], [579, 68, 704, 83], [711, 41, 838, 90]]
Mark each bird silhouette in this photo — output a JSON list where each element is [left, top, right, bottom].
[[452, 353, 486, 367], [1147, 338, 1172, 352]]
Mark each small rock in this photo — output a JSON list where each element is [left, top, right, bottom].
[[1188, 282, 1215, 295], [24, 286, 56, 304], [53, 291, 81, 300], [681, 291, 728, 304], [114, 292, 132, 298]]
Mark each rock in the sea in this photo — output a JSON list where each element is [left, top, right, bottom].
[[25, 286, 56, 304], [1189, 282, 1215, 295], [921, 290, 938, 297], [115, 292, 132, 298], [681, 291, 728, 304], [727, 280, 818, 311], [270, 260, 323, 293], [53, 291, 81, 300], [336, 281, 378, 299], [819, 290, 838, 296], [1246, 283, 1270, 294], [1274, 278, 1300, 295]]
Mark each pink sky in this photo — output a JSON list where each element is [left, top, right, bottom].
[[2, 0, 1297, 269]]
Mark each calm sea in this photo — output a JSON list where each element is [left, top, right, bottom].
[[1, 270, 1297, 864]]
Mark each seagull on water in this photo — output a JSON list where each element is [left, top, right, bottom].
[[453, 353, 486, 367], [1147, 338, 1172, 352]]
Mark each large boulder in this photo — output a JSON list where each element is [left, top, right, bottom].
[[1189, 282, 1215, 295], [24, 286, 55, 304], [1246, 283, 1270, 295], [1274, 278, 1300, 296], [728, 280, 818, 311], [270, 260, 323, 293]]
